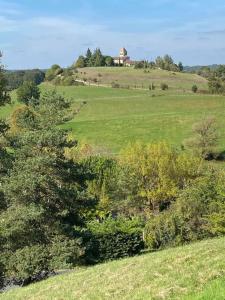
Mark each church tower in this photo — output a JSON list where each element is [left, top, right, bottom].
[[120, 48, 128, 57]]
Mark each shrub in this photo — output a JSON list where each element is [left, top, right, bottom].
[[5, 245, 50, 282], [88, 232, 144, 263], [87, 217, 144, 235], [192, 85, 198, 93], [111, 82, 120, 88], [149, 83, 155, 90], [160, 83, 169, 90], [86, 217, 145, 263], [62, 76, 75, 86], [49, 236, 84, 269], [144, 212, 181, 250], [144, 173, 224, 250]]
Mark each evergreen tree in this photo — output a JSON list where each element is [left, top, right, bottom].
[[0, 89, 94, 281], [93, 48, 105, 67]]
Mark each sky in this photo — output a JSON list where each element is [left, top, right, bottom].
[[1, 0, 225, 69]]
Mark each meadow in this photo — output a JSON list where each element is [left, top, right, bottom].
[[76, 67, 208, 91], [1, 237, 225, 300], [42, 84, 225, 153], [1, 68, 225, 153]]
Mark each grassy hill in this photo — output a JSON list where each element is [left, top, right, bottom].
[[40, 84, 225, 153], [1, 68, 225, 153], [1, 237, 225, 300], [76, 67, 208, 91]]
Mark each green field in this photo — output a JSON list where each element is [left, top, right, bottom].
[[1, 69, 225, 153], [40, 84, 225, 153], [1, 237, 225, 300]]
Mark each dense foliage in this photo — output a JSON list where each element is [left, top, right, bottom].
[[5, 69, 45, 90], [75, 48, 114, 68]]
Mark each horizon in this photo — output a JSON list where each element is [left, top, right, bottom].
[[1, 0, 225, 69]]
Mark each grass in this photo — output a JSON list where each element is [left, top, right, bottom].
[[1, 68, 225, 153], [41, 84, 225, 153], [1, 237, 225, 300], [76, 67, 208, 91]]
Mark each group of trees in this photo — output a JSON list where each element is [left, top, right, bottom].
[[134, 55, 183, 72], [5, 69, 45, 91], [189, 65, 225, 94], [154, 55, 183, 72], [75, 48, 114, 68]]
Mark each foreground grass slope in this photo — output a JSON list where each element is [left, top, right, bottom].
[[2, 237, 225, 300]]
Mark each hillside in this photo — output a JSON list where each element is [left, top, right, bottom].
[[40, 84, 225, 153], [1, 237, 225, 300], [76, 67, 208, 91], [2, 82, 225, 153]]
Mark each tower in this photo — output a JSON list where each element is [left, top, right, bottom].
[[120, 48, 128, 57]]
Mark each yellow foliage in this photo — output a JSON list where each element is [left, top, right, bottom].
[[119, 142, 203, 213]]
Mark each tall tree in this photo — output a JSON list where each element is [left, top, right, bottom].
[[184, 116, 219, 159], [0, 90, 94, 280], [16, 81, 40, 106]]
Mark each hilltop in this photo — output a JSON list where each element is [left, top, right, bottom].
[[1, 237, 225, 300], [75, 67, 208, 91]]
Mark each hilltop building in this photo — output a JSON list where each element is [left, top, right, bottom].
[[113, 48, 135, 66]]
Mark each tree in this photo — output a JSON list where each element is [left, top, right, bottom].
[[45, 64, 63, 81], [93, 48, 104, 67], [164, 54, 174, 66], [105, 56, 114, 66], [0, 52, 10, 106], [184, 116, 219, 159], [1, 91, 94, 281], [155, 56, 164, 69], [75, 55, 86, 68], [16, 81, 40, 106], [178, 62, 184, 72], [0, 52, 12, 284], [208, 77, 225, 94], [86, 48, 92, 66], [215, 65, 225, 81], [119, 142, 203, 214], [86, 48, 92, 60], [192, 85, 198, 93]]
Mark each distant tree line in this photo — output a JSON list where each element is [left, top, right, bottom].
[[5, 69, 45, 90], [134, 55, 183, 72]]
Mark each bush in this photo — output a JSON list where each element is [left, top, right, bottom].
[[144, 174, 224, 250], [160, 83, 169, 90], [61, 76, 75, 86], [111, 82, 120, 88], [49, 236, 84, 270], [85, 217, 145, 263], [88, 232, 144, 263], [5, 245, 50, 282], [144, 212, 181, 250], [149, 83, 155, 90], [192, 85, 198, 93]]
